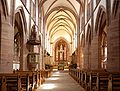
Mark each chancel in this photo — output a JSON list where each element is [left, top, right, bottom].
[[0, 0, 120, 91]]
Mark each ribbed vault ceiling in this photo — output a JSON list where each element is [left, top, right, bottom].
[[40, 0, 84, 43]]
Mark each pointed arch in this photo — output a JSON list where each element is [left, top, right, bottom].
[[15, 6, 27, 34], [54, 37, 70, 64], [1, 0, 8, 18], [54, 37, 70, 46], [14, 7, 27, 70], [112, 0, 120, 18], [95, 6, 107, 69], [95, 6, 106, 35], [44, 6, 78, 23]]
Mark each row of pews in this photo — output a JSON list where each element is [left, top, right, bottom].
[[0, 69, 52, 91], [69, 69, 120, 91]]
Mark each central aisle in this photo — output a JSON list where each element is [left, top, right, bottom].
[[37, 71, 85, 91]]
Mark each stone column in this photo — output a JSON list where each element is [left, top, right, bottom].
[[0, 17, 14, 73]]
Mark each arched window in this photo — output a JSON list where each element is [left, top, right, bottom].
[[13, 26, 21, 70], [13, 9, 25, 70], [100, 26, 107, 69], [55, 39, 69, 66], [97, 9, 107, 69]]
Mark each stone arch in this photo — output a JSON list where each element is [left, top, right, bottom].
[[112, 0, 119, 18], [53, 37, 70, 66], [95, 6, 107, 69], [14, 7, 27, 70], [15, 6, 27, 34], [44, 6, 78, 22], [53, 37, 70, 49], [1, 0, 8, 18], [95, 6, 106, 35]]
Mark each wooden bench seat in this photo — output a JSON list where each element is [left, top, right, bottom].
[[19, 74, 31, 91], [40, 70, 45, 84], [85, 69, 108, 91], [108, 73, 120, 91], [76, 69, 81, 83], [86, 71, 98, 91], [0, 70, 42, 91], [0, 73, 19, 91], [0, 69, 52, 91], [69, 69, 110, 91], [71, 69, 80, 82], [95, 72, 109, 91], [80, 71, 86, 87], [6, 76, 18, 91], [15, 70, 40, 90], [44, 69, 52, 78]]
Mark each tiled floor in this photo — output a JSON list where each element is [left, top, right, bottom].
[[36, 71, 85, 91]]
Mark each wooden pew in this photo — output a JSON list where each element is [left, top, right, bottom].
[[6, 74, 19, 91], [44, 69, 52, 78], [79, 70, 83, 84], [69, 69, 74, 78], [86, 69, 108, 91], [77, 69, 81, 83], [69, 69, 90, 89], [69, 69, 85, 86], [40, 70, 45, 84], [88, 71, 98, 91], [80, 70, 86, 87], [69, 69, 110, 91], [0, 73, 20, 91], [83, 71, 90, 90], [71, 69, 79, 81], [19, 73, 31, 91], [69, 69, 73, 78], [72, 69, 77, 81], [108, 73, 120, 91], [1, 76, 7, 91], [0, 70, 44, 91], [95, 72, 109, 91], [15, 70, 40, 90], [80, 69, 90, 88], [75, 69, 79, 82]]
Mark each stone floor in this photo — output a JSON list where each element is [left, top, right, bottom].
[[36, 70, 85, 91]]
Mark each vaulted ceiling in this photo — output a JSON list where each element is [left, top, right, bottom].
[[40, 0, 84, 43]]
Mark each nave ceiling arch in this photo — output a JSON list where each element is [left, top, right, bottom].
[[45, 6, 77, 44], [39, 0, 84, 55]]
